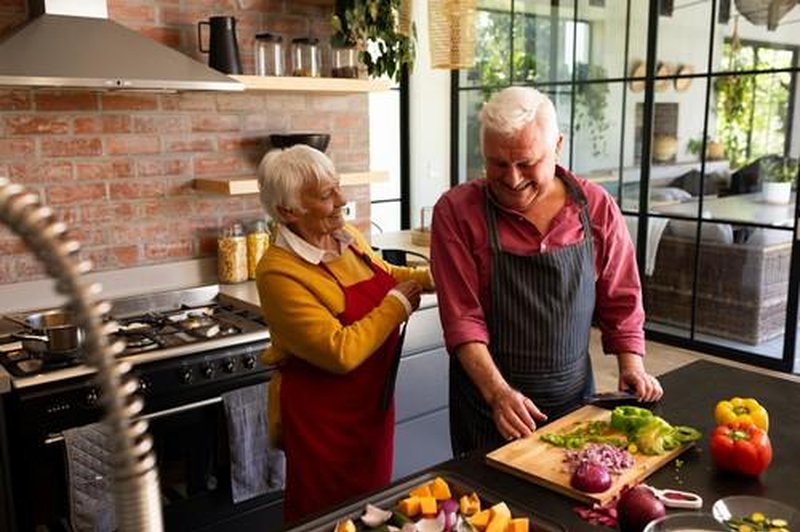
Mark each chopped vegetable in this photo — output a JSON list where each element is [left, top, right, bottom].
[[635, 417, 679, 455], [709, 421, 773, 476], [458, 492, 481, 516], [610, 406, 655, 434], [715, 397, 769, 432], [723, 511, 791, 532], [362, 504, 394, 528], [540, 420, 628, 449], [334, 519, 356, 532], [570, 462, 611, 493], [564, 443, 634, 475]]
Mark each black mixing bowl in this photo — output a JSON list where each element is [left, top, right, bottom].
[[269, 133, 331, 152]]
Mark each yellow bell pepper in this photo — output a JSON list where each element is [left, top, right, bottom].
[[714, 397, 769, 432]]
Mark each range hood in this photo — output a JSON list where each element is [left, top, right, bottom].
[[0, 0, 243, 91]]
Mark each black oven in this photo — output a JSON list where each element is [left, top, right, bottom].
[[2, 340, 285, 532]]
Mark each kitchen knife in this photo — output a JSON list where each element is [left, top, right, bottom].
[[583, 391, 656, 409]]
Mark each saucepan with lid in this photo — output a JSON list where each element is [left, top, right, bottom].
[[8, 308, 84, 358]]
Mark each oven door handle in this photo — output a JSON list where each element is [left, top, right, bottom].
[[43, 396, 223, 445]]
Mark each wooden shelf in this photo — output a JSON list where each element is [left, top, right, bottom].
[[230, 75, 393, 93], [194, 171, 389, 196]]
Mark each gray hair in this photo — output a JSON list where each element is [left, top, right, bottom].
[[479, 86, 560, 151], [256, 144, 337, 222]]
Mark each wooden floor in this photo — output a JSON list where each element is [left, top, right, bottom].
[[589, 328, 800, 392]]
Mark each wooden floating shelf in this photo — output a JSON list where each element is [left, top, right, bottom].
[[194, 171, 390, 196], [230, 75, 393, 93]]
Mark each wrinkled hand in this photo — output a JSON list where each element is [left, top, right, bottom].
[[619, 367, 663, 403], [394, 280, 422, 313], [489, 387, 548, 441]]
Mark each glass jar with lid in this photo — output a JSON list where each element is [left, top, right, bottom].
[[291, 37, 321, 77], [246, 219, 270, 280], [331, 44, 360, 78], [218, 223, 248, 284], [254, 32, 284, 76]]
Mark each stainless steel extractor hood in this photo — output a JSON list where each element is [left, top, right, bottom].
[[0, 0, 243, 91]]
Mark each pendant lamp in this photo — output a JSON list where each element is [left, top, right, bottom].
[[428, 0, 478, 69], [734, 0, 797, 30]]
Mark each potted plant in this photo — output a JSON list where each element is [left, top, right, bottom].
[[331, 0, 416, 82], [762, 158, 797, 204], [687, 136, 726, 161]]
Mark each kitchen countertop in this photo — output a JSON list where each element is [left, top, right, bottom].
[[220, 280, 438, 312], [289, 359, 799, 531]]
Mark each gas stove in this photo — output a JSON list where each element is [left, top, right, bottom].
[[0, 285, 270, 389]]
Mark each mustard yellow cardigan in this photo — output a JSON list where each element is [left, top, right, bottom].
[[256, 224, 434, 445]]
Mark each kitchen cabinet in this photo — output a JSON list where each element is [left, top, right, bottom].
[[393, 304, 451, 480]]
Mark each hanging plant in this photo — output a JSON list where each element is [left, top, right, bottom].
[[331, 0, 416, 83], [574, 63, 610, 157]]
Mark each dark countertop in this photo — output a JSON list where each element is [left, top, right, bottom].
[[290, 359, 799, 531]]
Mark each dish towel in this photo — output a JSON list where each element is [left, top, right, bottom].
[[625, 216, 670, 276], [63, 422, 116, 532], [222, 382, 285, 503]]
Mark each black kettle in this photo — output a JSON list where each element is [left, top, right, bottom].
[[197, 16, 242, 74]]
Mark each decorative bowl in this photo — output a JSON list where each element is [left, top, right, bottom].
[[712, 496, 800, 530], [269, 133, 330, 152], [643, 512, 724, 531]]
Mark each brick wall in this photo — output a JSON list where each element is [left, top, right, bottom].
[[0, 0, 372, 285]]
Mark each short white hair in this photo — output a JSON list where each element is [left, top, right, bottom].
[[479, 86, 560, 150], [256, 144, 337, 223]]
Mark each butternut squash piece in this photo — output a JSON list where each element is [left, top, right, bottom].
[[506, 517, 529, 532], [419, 496, 438, 516], [334, 519, 356, 532], [459, 492, 482, 516], [468, 509, 492, 531], [430, 476, 452, 500], [397, 496, 421, 517], [490, 502, 512, 519], [409, 482, 433, 498], [486, 514, 510, 532]]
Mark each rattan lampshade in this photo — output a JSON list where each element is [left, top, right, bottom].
[[734, 0, 797, 30], [428, 0, 478, 69], [397, 0, 412, 36]]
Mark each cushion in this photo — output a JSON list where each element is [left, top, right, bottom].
[[745, 228, 793, 247], [650, 187, 693, 203], [667, 220, 734, 244]]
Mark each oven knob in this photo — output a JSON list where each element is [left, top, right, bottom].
[[137, 377, 151, 393], [179, 367, 193, 384], [201, 363, 215, 379], [84, 389, 99, 407], [223, 359, 236, 373], [244, 355, 256, 369]]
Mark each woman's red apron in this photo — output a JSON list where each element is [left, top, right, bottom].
[[281, 249, 400, 522]]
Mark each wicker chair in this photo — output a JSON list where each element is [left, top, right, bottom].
[[644, 233, 791, 344]]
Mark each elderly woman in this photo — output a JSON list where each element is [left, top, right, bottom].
[[255, 145, 434, 522]]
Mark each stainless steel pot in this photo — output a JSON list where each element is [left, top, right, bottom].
[[9, 309, 84, 354]]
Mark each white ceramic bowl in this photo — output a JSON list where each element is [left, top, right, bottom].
[[643, 512, 724, 532], [712, 496, 800, 530]]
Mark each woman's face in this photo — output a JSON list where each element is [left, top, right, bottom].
[[291, 178, 347, 241], [483, 119, 563, 212]]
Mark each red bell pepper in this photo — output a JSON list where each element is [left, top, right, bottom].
[[709, 421, 772, 476]]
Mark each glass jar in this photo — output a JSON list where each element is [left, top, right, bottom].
[[331, 45, 360, 78], [290, 37, 321, 77], [246, 219, 270, 280], [254, 32, 284, 76], [217, 223, 247, 284]]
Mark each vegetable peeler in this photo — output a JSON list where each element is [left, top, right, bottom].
[[643, 485, 703, 509]]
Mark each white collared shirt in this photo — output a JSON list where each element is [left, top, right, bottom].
[[273, 223, 412, 317]]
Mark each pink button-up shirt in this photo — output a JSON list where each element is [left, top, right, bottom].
[[430, 166, 645, 358]]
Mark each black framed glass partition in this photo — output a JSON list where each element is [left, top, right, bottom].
[[451, 0, 800, 373]]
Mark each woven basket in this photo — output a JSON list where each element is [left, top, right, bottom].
[[734, 0, 796, 29], [397, 0, 412, 36], [428, 0, 478, 69]]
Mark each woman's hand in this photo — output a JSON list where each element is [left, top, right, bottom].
[[394, 280, 422, 312], [489, 386, 548, 440]]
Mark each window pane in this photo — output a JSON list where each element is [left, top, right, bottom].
[[459, 4, 513, 88]]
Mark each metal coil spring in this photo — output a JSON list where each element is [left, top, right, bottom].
[[0, 178, 162, 531]]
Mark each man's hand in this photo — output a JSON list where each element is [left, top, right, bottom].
[[489, 386, 548, 441], [617, 352, 663, 403], [394, 280, 422, 312]]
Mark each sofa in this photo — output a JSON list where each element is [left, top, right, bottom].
[[644, 231, 792, 345]]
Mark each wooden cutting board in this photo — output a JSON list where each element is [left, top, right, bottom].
[[486, 405, 692, 506]]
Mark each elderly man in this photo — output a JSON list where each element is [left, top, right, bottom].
[[430, 86, 663, 456]]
